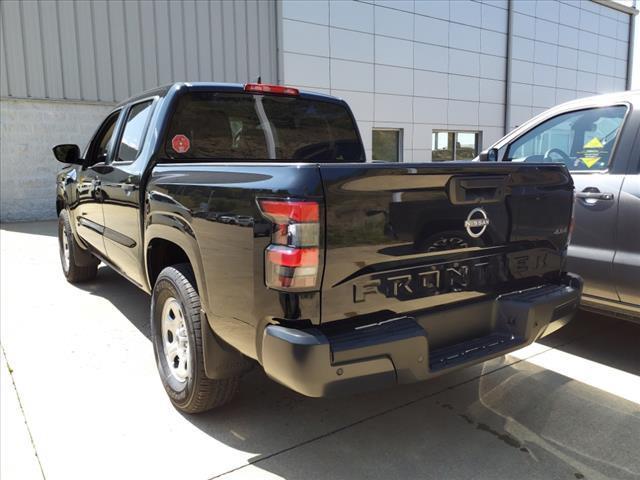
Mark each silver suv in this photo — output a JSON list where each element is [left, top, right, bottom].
[[481, 90, 639, 322]]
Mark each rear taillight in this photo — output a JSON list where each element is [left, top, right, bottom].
[[244, 83, 299, 96], [258, 200, 318, 223], [258, 199, 320, 290]]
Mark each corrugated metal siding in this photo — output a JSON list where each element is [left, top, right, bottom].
[[0, 0, 278, 102]]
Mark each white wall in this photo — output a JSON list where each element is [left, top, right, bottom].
[[0, 0, 278, 102], [279, 0, 509, 162], [508, 0, 631, 130], [0, 99, 112, 222], [280, 0, 633, 159]]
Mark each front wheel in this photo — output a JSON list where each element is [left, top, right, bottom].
[[151, 263, 239, 413], [58, 210, 98, 283]]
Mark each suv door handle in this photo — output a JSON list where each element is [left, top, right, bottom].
[[576, 188, 614, 201], [122, 183, 136, 192]]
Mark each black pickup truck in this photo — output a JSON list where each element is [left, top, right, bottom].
[[55, 82, 582, 413]]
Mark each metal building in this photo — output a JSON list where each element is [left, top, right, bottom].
[[1, 0, 637, 221]]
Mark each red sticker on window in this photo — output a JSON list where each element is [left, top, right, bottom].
[[171, 134, 190, 153]]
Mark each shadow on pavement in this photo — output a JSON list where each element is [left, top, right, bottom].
[[75, 265, 152, 338], [0, 220, 58, 237], [70, 265, 640, 479], [222, 360, 640, 480], [538, 310, 640, 376]]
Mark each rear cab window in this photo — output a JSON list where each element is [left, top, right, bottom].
[[506, 105, 628, 172], [164, 91, 364, 162]]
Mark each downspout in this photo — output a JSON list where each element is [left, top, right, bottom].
[[275, 0, 284, 84], [504, 0, 513, 136], [627, 0, 637, 90]]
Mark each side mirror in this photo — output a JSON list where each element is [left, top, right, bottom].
[[482, 148, 498, 162], [53, 144, 83, 165]]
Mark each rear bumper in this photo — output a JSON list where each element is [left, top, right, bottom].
[[261, 274, 583, 397]]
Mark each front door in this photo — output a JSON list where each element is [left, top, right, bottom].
[[74, 110, 121, 256], [569, 172, 624, 300]]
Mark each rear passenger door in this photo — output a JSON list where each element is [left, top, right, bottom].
[[100, 99, 156, 287]]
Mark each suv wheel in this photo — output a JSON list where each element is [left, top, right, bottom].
[[151, 263, 239, 413]]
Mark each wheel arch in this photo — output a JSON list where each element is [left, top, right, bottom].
[[146, 238, 191, 287], [145, 217, 211, 310], [145, 229, 206, 299]]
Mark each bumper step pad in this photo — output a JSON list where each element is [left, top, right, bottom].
[[429, 333, 522, 371]]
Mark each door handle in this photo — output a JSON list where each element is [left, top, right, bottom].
[[576, 188, 614, 201], [122, 183, 136, 192]]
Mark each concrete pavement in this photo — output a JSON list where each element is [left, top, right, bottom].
[[1, 346, 43, 480], [1, 221, 639, 480]]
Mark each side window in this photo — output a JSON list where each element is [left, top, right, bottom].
[[506, 105, 627, 171], [88, 111, 120, 165], [115, 100, 154, 163]]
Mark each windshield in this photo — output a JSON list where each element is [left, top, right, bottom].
[[165, 92, 364, 162]]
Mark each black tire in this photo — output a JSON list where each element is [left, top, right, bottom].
[[58, 210, 98, 283], [151, 263, 239, 413]]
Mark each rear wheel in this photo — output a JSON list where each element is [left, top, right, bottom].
[[58, 210, 98, 283], [151, 263, 239, 413]]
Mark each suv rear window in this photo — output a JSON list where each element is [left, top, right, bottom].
[[165, 92, 364, 162]]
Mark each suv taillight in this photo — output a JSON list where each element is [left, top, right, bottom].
[[258, 199, 320, 290]]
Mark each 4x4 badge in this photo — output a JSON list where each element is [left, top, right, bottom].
[[464, 208, 489, 238]]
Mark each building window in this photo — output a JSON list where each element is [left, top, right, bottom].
[[372, 128, 403, 162], [432, 131, 481, 161]]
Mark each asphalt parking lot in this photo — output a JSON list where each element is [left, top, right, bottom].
[[1, 221, 639, 480]]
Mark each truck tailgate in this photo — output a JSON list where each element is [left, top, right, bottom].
[[318, 163, 574, 324]]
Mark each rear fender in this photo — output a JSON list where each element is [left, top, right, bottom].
[[145, 216, 249, 379]]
